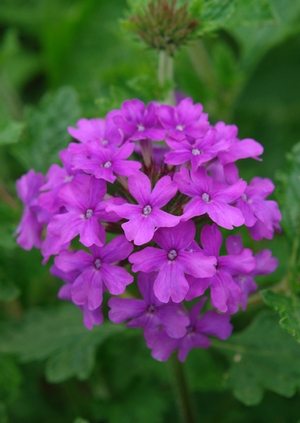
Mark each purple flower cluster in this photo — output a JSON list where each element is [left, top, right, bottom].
[[15, 97, 280, 361]]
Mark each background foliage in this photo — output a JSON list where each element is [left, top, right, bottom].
[[0, 0, 300, 422]]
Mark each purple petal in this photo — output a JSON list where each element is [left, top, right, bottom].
[[108, 298, 146, 323], [128, 172, 151, 204], [100, 235, 133, 263], [153, 261, 189, 303], [200, 224, 222, 257], [100, 263, 133, 295], [150, 175, 178, 207], [129, 247, 166, 273], [196, 310, 232, 339]]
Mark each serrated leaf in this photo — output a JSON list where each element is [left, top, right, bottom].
[[277, 141, 300, 240], [212, 312, 300, 405], [261, 290, 300, 343], [0, 120, 24, 146], [198, 0, 236, 34], [0, 304, 124, 383], [0, 356, 21, 405], [11, 87, 81, 173]]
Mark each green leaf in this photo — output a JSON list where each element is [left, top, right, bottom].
[[198, 0, 236, 34], [277, 141, 300, 241], [0, 304, 124, 383], [225, 0, 276, 27], [0, 402, 8, 423], [0, 269, 20, 301], [212, 312, 300, 405], [185, 348, 226, 392], [0, 120, 24, 146], [0, 356, 21, 405], [73, 418, 90, 423], [11, 87, 81, 173], [226, 0, 300, 72], [261, 290, 300, 343]]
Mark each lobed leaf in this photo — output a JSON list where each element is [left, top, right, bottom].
[[212, 312, 300, 405], [0, 304, 124, 383], [261, 290, 300, 343], [11, 87, 81, 173], [277, 141, 300, 241]]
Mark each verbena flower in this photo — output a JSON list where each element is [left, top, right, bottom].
[[15, 97, 280, 360]]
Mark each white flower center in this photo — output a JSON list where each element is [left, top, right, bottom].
[[176, 124, 185, 131], [142, 205, 152, 216], [137, 124, 145, 132], [85, 208, 94, 219], [192, 148, 202, 156], [94, 258, 102, 269], [102, 139, 108, 146], [103, 161, 112, 168], [241, 193, 248, 202], [64, 175, 74, 183], [168, 249, 178, 261], [202, 193, 210, 203]]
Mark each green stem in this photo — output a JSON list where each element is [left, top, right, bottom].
[[168, 354, 198, 423], [188, 39, 217, 91], [158, 50, 175, 105]]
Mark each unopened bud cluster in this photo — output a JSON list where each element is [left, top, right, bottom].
[[129, 0, 200, 55]]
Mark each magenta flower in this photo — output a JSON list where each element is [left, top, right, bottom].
[[68, 111, 123, 147], [15, 169, 46, 250], [51, 264, 104, 329], [164, 128, 232, 170], [226, 233, 278, 310], [106, 171, 180, 245], [209, 121, 263, 164], [236, 177, 282, 240], [158, 97, 209, 140], [70, 141, 141, 183], [39, 149, 80, 212], [145, 297, 232, 362], [129, 221, 217, 303], [47, 174, 107, 247], [174, 166, 246, 229], [54, 235, 133, 310], [109, 272, 190, 338], [186, 224, 256, 313], [113, 99, 165, 141]]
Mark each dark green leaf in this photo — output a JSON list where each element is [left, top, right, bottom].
[[73, 418, 90, 423], [0, 270, 20, 301], [261, 290, 300, 343], [185, 348, 226, 392], [277, 141, 300, 241], [212, 312, 300, 405], [11, 87, 81, 173], [0, 356, 21, 405], [0, 304, 124, 383], [0, 402, 8, 423]]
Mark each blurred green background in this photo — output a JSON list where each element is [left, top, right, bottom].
[[0, 0, 300, 422]]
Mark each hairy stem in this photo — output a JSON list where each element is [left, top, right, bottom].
[[158, 50, 175, 105]]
